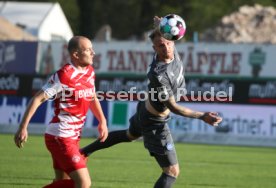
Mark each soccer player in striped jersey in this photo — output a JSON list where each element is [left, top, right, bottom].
[[14, 36, 108, 188]]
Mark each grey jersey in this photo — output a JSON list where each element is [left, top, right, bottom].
[[147, 54, 186, 112]]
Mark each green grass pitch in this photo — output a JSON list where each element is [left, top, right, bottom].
[[1, 134, 276, 188]]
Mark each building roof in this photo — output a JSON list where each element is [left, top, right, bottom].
[[0, 1, 73, 41], [0, 16, 37, 41]]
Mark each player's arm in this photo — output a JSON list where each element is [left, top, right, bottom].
[[163, 96, 222, 126], [89, 97, 108, 142], [153, 16, 162, 28], [14, 90, 49, 148]]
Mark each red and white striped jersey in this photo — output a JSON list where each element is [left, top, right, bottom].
[[42, 63, 95, 139]]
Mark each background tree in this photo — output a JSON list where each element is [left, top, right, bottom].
[[8, 0, 276, 41]]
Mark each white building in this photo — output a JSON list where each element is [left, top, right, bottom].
[[0, 1, 73, 41]]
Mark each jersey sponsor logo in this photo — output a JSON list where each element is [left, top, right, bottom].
[[77, 88, 95, 99]]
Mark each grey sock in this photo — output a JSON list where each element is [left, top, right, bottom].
[[154, 173, 176, 188]]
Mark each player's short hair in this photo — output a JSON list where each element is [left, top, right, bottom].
[[149, 29, 162, 42], [68, 36, 88, 53]]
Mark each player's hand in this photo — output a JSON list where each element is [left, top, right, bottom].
[[153, 16, 162, 28], [201, 112, 222, 126], [97, 121, 108, 142], [14, 128, 28, 148]]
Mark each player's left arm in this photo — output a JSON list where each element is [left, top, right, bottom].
[[89, 97, 108, 142], [153, 75, 222, 126], [163, 96, 222, 126]]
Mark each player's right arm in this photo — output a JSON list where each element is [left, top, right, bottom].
[[14, 90, 49, 148], [163, 96, 222, 126]]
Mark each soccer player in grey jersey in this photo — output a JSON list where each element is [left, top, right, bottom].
[[81, 17, 222, 188], [147, 50, 186, 113]]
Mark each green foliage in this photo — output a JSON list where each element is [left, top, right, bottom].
[[1, 134, 276, 188], [9, 0, 276, 40], [53, 0, 80, 35]]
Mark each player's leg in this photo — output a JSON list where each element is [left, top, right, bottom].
[[69, 167, 91, 188], [44, 168, 91, 188], [43, 142, 73, 188], [63, 139, 91, 188], [42, 179, 74, 188], [44, 134, 90, 188], [54, 169, 70, 180], [153, 153, 179, 188], [81, 129, 133, 156], [81, 109, 142, 156], [143, 122, 179, 188]]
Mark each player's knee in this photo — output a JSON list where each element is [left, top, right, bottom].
[[77, 178, 91, 188], [87, 178, 92, 187], [86, 179, 92, 188], [71, 172, 91, 188], [126, 131, 139, 141], [164, 164, 180, 178], [84, 178, 91, 188]]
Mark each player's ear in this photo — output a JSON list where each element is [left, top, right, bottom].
[[72, 51, 79, 59]]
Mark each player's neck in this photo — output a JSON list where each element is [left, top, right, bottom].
[[71, 62, 88, 72], [155, 53, 174, 64], [156, 56, 174, 64]]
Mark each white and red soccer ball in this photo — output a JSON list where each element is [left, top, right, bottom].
[[159, 14, 186, 41]]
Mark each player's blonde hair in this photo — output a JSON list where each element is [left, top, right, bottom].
[[149, 29, 162, 42]]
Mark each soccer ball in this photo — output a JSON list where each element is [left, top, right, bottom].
[[159, 14, 186, 41]]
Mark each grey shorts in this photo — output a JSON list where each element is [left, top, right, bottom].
[[129, 101, 178, 167]]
